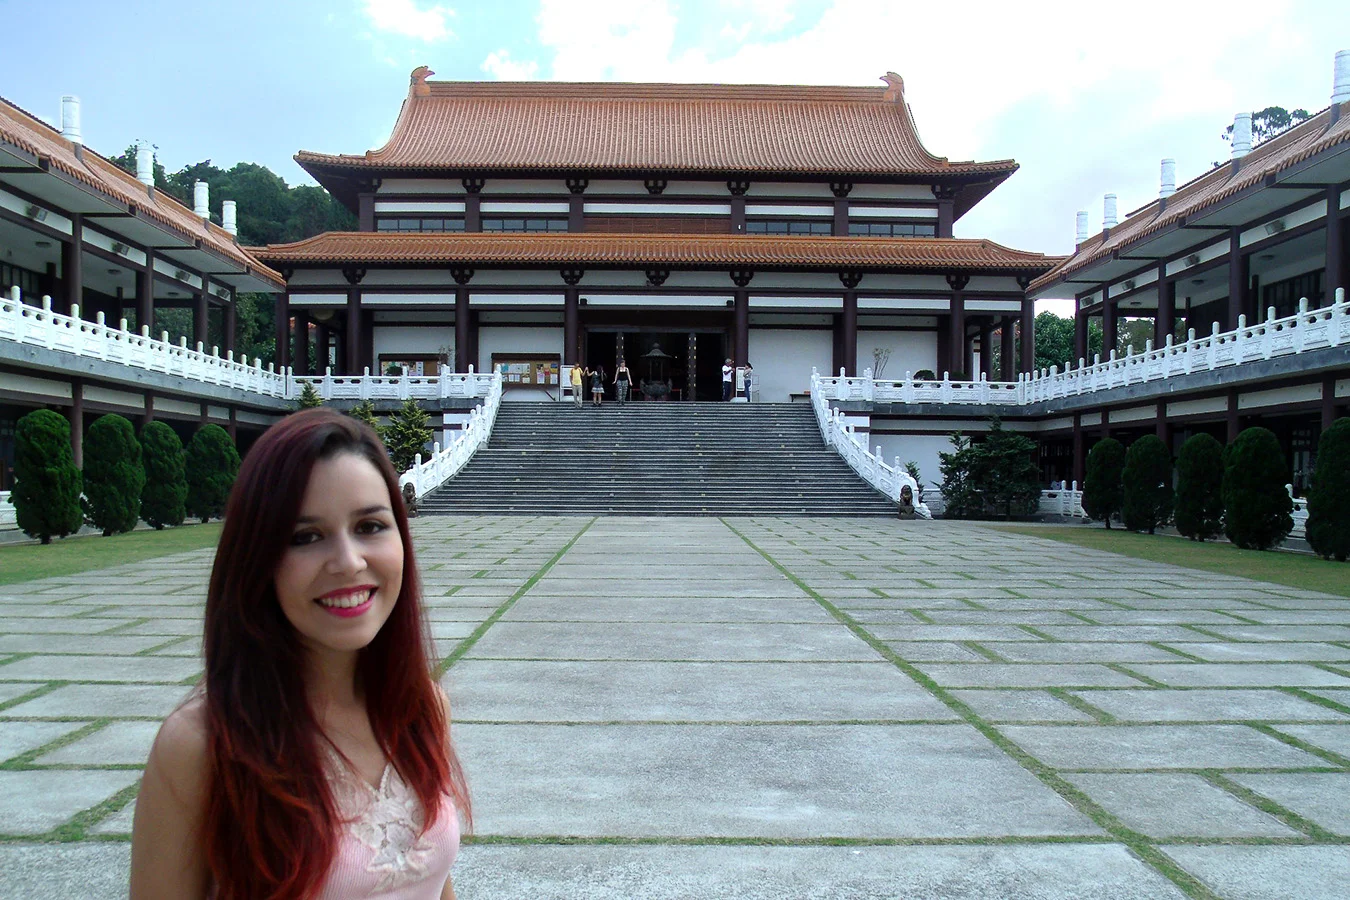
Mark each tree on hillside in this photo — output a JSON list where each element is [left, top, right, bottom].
[[1222, 106, 1312, 146]]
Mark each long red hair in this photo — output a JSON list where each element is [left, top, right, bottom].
[[200, 408, 470, 899]]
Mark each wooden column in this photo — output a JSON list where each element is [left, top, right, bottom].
[[342, 268, 365, 374], [463, 178, 483, 232], [315, 322, 330, 372], [358, 193, 375, 231], [1100, 407, 1110, 441], [69, 378, 83, 468], [841, 291, 858, 376], [1020, 296, 1036, 374], [223, 295, 236, 355], [61, 212, 83, 316], [1226, 388, 1241, 443], [1071, 414, 1084, 486], [1000, 317, 1015, 381], [1156, 399, 1169, 444], [144, 391, 155, 426], [1324, 376, 1339, 431], [945, 274, 969, 378], [294, 310, 311, 375], [1102, 296, 1117, 357], [135, 251, 153, 334], [274, 292, 291, 371], [564, 288, 579, 365], [1074, 304, 1089, 363], [455, 284, 472, 372], [978, 320, 994, 379], [193, 288, 209, 349], [1227, 228, 1249, 328], [566, 178, 587, 232], [227, 407, 237, 442], [734, 289, 750, 369], [728, 180, 749, 233], [1326, 186, 1345, 304], [1155, 268, 1175, 345], [933, 185, 956, 238], [833, 197, 849, 236]]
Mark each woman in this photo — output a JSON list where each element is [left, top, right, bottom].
[[130, 408, 471, 899], [613, 358, 632, 404], [590, 365, 605, 407]]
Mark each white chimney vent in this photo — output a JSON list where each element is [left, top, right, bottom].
[[1075, 210, 1089, 244], [193, 180, 209, 220], [60, 96, 81, 145], [1159, 159, 1176, 198], [1231, 112, 1253, 158], [135, 141, 154, 187], [1103, 194, 1118, 230], [222, 200, 237, 236], [1334, 49, 1350, 104]]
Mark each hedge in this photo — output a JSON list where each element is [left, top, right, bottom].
[[1222, 426, 1293, 550], [185, 425, 240, 524], [1174, 432, 1225, 541], [81, 414, 146, 536], [1121, 435, 1173, 534], [140, 421, 188, 529], [1082, 438, 1125, 528], [1306, 417, 1350, 561], [12, 409, 83, 544]]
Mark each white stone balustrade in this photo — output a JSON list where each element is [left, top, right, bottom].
[[1289, 486, 1309, 542], [399, 371, 503, 499], [1038, 483, 1087, 518], [809, 368, 931, 517], [0, 287, 500, 402], [816, 290, 1348, 407], [0, 490, 14, 529]]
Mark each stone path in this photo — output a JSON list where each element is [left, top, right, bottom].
[[2, 517, 1349, 898]]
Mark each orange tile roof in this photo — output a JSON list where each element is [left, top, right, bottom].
[[251, 232, 1061, 274], [295, 75, 1018, 180], [0, 97, 284, 288], [1029, 102, 1350, 294]]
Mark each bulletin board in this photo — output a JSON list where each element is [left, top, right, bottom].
[[491, 353, 562, 390]]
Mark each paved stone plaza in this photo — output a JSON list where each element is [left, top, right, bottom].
[[1, 517, 1349, 898]]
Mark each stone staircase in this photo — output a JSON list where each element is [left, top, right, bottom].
[[419, 402, 898, 516]]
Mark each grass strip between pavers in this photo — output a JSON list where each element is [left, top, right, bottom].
[[433, 517, 596, 678], [987, 525, 1350, 598], [720, 518, 1224, 900], [0, 523, 223, 586]]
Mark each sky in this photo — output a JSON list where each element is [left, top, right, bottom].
[[3, 0, 1348, 309]]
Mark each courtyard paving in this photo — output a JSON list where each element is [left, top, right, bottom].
[[1, 517, 1348, 898]]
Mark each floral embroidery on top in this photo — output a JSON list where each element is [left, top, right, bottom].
[[328, 752, 436, 893]]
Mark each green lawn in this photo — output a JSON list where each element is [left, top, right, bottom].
[[0, 523, 222, 585], [988, 524, 1350, 598]]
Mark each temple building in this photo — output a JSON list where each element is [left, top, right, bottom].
[[253, 69, 1059, 401]]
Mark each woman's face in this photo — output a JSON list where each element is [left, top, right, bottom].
[[275, 452, 405, 659]]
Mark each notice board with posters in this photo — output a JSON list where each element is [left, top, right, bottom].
[[490, 353, 562, 391]]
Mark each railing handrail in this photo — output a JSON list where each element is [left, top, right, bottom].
[[809, 368, 930, 517], [398, 368, 504, 499]]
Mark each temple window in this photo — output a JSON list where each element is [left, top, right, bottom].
[[745, 220, 832, 236], [848, 221, 937, 237], [481, 218, 569, 232], [376, 218, 467, 232]]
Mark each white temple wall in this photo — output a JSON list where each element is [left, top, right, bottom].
[[747, 329, 833, 401], [867, 433, 952, 492], [372, 326, 454, 368], [476, 325, 564, 372], [857, 329, 937, 378]]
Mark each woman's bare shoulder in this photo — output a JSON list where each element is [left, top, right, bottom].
[[149, 698, 209, 792]]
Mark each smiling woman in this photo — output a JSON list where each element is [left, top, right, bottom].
[[129, 408, 471, 900]]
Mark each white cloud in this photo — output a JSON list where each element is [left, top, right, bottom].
[[507, 0, 1344, 289], [482, 49, 540, 80], [361, 0, 455, 41]]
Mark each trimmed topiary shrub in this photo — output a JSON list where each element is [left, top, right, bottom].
[[1222, 426, 1293, 550], [81, 414, 145, 536], [185, 424, 240, 524], [1121, 434, 1173, 534], [384, 400, 432, 474], [140, 421, 187, 529], [1082, 437, 1125, 528], [1174, 433, 1225, 541], [1306, 417, 1350, 561], [12, 409, 83, 544]]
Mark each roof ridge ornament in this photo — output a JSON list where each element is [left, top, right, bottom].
[[881, 72, 904, 103], [411, 66, 435, 97]]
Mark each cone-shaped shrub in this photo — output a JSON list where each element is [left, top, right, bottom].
[[1222, 426, 1293, 550], [1082, 437, 1125, 528], [185, 424, 240, 524], [12, 409, 83, 544], [349, 400, 383, 438], [295, 382, 324, 409], [1174, 432, 1224, 541], [384, 400, 432, 474], [1122, 435, 1173, 534], [81, 414, 145, 536], [139, 421, 187, 529], [1306, 417, 1350, 561]]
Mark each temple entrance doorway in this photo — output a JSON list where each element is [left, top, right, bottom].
[[584, 329, 727, 400]]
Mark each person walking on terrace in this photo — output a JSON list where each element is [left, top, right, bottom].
[[614, 358, 632, 404], [130, 409, 471, 900], [590, 365, 605, 407], [570, 361, 584, 408], [722, 358, 734, 401]]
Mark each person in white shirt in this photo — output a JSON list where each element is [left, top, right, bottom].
[[722, 359, 734, 401]]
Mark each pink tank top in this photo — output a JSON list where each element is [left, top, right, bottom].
[[317, 755, 461, 899]]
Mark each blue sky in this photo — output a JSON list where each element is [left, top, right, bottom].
[[4, 0, 1348, 300]]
